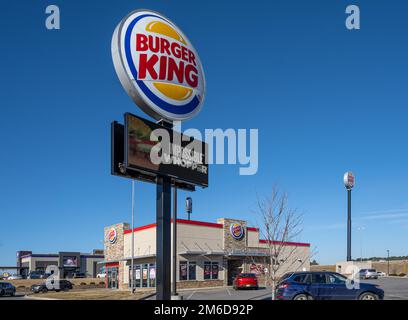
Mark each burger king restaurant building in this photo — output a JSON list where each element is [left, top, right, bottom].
[[101, 218, 310, 290]]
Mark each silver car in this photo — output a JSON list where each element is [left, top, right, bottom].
[[359, 269, 378, 279]]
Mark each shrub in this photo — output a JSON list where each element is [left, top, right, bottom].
[[399, 273, 406, 277], [80, 282, 87, 285], [99, 281, 105, 285], [389, 273, 398, 276], [90, 282, 95, 285]]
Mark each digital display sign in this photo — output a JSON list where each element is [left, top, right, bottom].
[[112, 113, 208, 188]]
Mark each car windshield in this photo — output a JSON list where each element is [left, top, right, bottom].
[[368, 269, 376, 272]]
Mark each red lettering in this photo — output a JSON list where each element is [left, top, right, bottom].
[[148, 35, 159, 53], [159, 56, 167, 80], [160, 38, 171, 55], [136, 34, 148, 51], [188, 51, 196, 66], [167, 58, 184, 84], [185, 64, 198, 87], [138, 54, 158, 80], [171, 42, 181, 59], [181, 46, 188, 61]]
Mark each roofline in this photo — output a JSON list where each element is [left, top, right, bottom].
[[259, 239, 311, 247], [124, 219, 259, 234]]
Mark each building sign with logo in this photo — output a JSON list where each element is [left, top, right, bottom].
[[112, 9, 205, 122], [344, 171, 355, 189], [108, 228, 118, 244], [230, 223, 245, 240]]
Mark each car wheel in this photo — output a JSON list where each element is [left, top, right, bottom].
[[293, 294, 309, 301], [0, 289, 4, 297], [42, 288, 48, 293], [359, 292, 378, 300], [11, 291, 15, 297]]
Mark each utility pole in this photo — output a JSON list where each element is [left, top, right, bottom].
[[387, 250, 390, 276]]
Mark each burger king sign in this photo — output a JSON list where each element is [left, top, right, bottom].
[[230, 223, 244, 240], [108, 227, 117, 244], [112, 9, 206, 121]]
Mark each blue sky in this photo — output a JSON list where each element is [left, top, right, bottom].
[[1, 0, 408, 266]]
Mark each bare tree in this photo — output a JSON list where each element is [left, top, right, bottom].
[[256, 185, 306, 300]]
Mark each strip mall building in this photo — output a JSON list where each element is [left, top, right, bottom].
[[101, 218, 310, 290]]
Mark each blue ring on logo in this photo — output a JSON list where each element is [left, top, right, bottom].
[[124, 14, 200, 116], [230, 224, 244, 240]]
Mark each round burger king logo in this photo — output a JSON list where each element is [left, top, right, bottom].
[[111, 9, 205, 121], [230, 223, 244, 240], [108, 228, 117, 244]]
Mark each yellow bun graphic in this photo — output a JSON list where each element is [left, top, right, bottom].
[[146, 21, 187, 45]]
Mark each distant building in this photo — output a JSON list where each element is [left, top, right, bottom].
[[100, 218, 311, 290], [16, 250, 104, 278]]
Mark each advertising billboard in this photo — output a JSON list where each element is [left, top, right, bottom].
[[62, 256, 78, 267]]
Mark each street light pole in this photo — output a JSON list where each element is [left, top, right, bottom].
[[387, 250, 390, 276], [344, 172, 355, 262]]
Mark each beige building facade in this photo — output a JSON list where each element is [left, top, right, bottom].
[[101, 218, 311, 290]]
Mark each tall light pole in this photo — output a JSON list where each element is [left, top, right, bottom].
[[387, 250, 390, 276], [344, 172, 355, 262]]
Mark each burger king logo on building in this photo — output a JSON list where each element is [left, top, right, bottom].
[[230, 223, 244, 240], [111, 9, 206, 121], [108, 228, 117, 244]]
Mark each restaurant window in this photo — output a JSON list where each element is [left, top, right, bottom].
[[179, 261, 196, 281], [204, 262, 219, 280]]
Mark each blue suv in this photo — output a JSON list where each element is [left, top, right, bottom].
[[276, 271, 384, 300]]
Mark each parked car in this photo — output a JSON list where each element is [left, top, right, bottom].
[[31, 280, 73, 293], [0, 282, 16, 297], [358, 269, 378, 280], [6, 274, 23, 280], [377, 271, 386, 277], [27, 271, 46, 279], [233, 273, 259, 290], [276, 271, 384, 300], [97, 272, 106, 278]]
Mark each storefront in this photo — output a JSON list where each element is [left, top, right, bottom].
[[100, 218, 311, 290], [16, 250, 104, 278]]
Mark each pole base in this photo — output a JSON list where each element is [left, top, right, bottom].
[[171, 294, 183, 300]]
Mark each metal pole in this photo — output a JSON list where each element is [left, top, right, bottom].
[[131, 180, 135, 292], [347, 188, 352, 261], [156, 176, 171, 300], [387, 250, 390, 276], [172, 187, 177, 296]]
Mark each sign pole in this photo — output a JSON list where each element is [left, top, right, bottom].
[[131, 180, 135, 293], [172, 186, 178, 297], [347, 188, 352, 261], [156, 175, 172, 300], [344, 171, 355, 262]]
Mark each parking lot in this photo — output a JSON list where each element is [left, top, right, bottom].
[[1, 277, 408, 300], [181, 277, 408, 300]]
